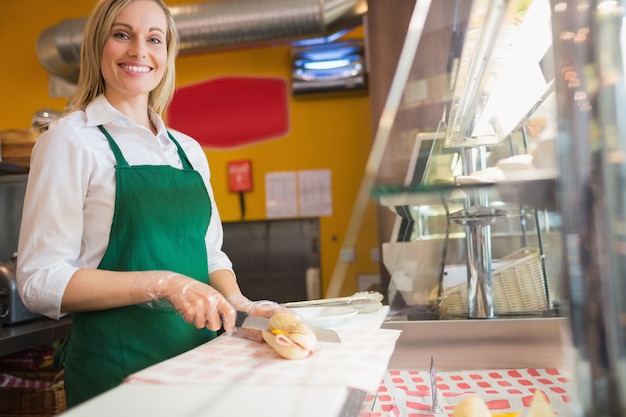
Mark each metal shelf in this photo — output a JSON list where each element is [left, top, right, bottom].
[[0, 316, 71, 357]]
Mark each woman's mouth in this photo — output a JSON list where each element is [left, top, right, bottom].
[[119, 64, 152, 73]]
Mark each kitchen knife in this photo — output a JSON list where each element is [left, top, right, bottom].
[[235, 311, 341, 343]]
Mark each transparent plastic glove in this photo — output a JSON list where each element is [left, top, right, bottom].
[[146, 272, 236, 331], [227, 294, 293, 342]]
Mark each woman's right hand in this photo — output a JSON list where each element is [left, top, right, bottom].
[[146, 272, 236, 331]]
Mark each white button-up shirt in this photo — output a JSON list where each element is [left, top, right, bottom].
[[17, 95, 234, 319]]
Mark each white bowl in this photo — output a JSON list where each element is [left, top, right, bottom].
[[289, 306, 358, 328]]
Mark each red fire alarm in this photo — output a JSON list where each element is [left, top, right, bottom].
[[227, 160, 252, 220], [227, 160, 253, 192]]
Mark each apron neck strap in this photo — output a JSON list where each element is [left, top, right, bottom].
[[167, 131, 193, 171], [97, 126, 194, 171], [98, 125, 128, 167]]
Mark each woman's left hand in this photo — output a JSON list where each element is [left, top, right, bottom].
[[227, 295, 293, 342]]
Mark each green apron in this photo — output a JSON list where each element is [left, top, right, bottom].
[[57, 126, 216, 407]]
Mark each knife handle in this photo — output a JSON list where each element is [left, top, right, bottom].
[[235, 310, 249, 328]]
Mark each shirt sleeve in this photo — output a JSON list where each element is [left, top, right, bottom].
[[16, 121, 91, 319]]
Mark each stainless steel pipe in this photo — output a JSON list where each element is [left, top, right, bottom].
[[457, 146, 495, 319], [36, 0, 367, 83]]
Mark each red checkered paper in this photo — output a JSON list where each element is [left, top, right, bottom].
[[359, 368, 573, 417], [0, 373, 51, 389]]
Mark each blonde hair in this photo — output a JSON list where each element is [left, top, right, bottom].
[[67, 0, 179, 115]]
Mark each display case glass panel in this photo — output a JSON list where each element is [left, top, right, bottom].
[[368, 0, 626, 413]]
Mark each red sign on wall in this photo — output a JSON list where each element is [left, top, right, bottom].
[[167, 76, 290, 149], [227, 160, 253, 192]]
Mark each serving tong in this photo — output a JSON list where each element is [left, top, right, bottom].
[[283, 291, 384, 313]]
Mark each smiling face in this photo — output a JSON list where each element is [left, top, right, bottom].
[[101, 0, 168, 105]]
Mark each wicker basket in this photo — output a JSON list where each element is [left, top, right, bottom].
[[0, 370, 66, 417], [436, 247, 549, 317]]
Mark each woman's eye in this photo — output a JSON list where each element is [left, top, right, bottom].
[[149, 36, 163, 44], [113, 32, 130, 40]]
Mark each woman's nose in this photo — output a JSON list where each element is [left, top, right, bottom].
[[128, 40, 147, 58]]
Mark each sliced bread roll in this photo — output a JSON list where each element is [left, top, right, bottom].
[[261, 313, 317, 359]]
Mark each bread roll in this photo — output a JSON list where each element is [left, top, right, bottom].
[[452, 395, 491, 417], [528, 389, 556, 417], [261, 313, 317, 359]]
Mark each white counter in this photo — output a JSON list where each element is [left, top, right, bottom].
[[58, 384, 352, 417], [59, 306, 395, 417]]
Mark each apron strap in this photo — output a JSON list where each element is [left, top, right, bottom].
[[167, 131, 194, 171], [98, 125, 194, 171], [98, 125, 129, 167]]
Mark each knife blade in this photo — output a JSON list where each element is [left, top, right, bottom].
[[235, 311, 341, 343]]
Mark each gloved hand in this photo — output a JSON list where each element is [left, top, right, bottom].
[[227, 294, 293, 342], [145, 272, 236, 331]]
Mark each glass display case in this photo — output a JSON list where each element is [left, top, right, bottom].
[[374, 0, 561, 321], [367, 0, 626, 415]]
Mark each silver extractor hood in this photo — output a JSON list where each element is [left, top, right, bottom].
[[36, 0, 368, 83]]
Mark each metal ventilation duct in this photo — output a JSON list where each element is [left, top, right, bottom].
[[36, 0, 367, 83]]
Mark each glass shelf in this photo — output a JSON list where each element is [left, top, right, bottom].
[[374, 177, 558, 212]]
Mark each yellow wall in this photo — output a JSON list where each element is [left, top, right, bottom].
[[0, 0, 380, 297]]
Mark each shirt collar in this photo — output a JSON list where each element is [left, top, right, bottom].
[[84, 95, 166, 135]]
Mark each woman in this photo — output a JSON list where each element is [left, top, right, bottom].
[[17, 0, 287, 407]]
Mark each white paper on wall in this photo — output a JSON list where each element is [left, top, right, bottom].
[[265, 169, 333, 218], [265, 171, 298, 218], [298, 169, 332, 217]]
